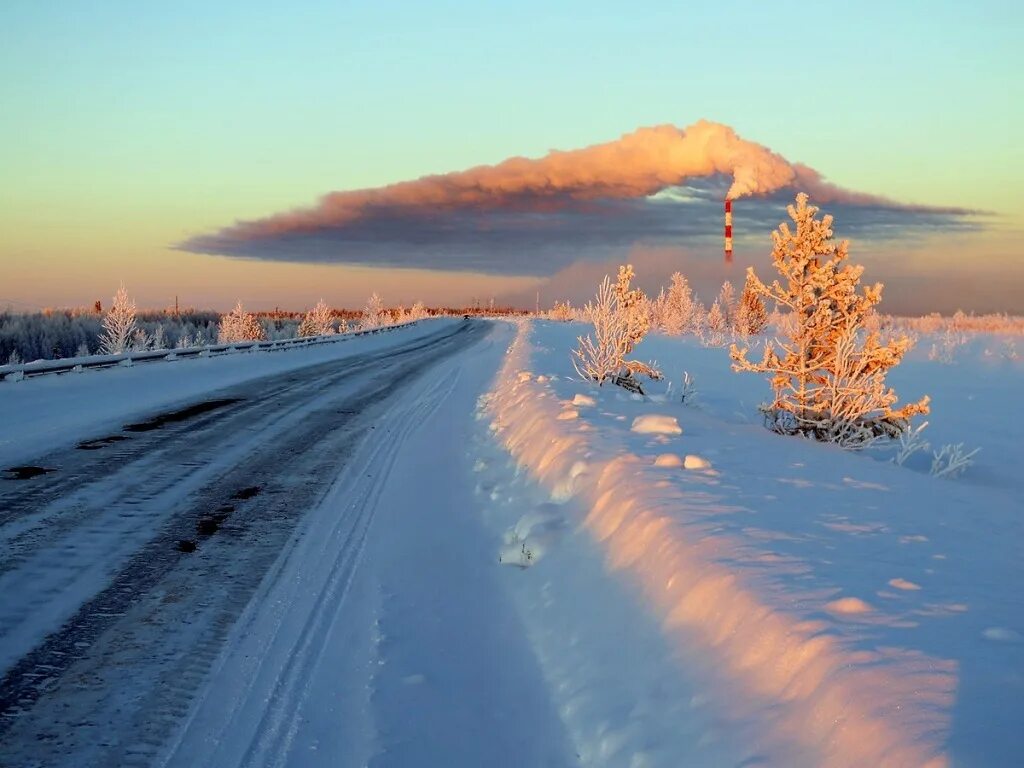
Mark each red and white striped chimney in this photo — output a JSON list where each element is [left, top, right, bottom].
[[724, 199, 733, 263]]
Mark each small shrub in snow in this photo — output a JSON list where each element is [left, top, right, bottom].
[[679, 370, 698, 405], [98, 283, 138, 355], [892, 421, 931, 466], [930, 443, 980, 479], [297, 298, 336, 337], [730, 193, 929, 449], [928, 328, 966, 364], [218, 301, 265, 343]]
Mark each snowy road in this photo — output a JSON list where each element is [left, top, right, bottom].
[[0, 319, 570, 767]]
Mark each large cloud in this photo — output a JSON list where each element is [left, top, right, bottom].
[[179, 120, 981, 275]]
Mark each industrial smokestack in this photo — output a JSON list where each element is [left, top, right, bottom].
[[724, 199, 733, 263]]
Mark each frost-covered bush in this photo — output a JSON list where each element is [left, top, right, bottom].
[[549, 300, 575, 322], [731, 193, 929, 449], [360, 292, 388, 330], [572, 265, 661, 392], [408, 300, 429, 322], [297, 299, 336, 338], [218, 301, 265, 343]]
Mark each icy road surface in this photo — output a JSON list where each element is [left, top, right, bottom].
[[0, 319, 570, 767]]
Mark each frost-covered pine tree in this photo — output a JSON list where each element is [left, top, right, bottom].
[[730, 193, 929, 448], [661, 272, 696, 336], [98, 283, 138, 355], [361, 292, 387, 329], [218, 301, 265, 343], [734, 271, 769, 336], [297, 299, 336, 337]]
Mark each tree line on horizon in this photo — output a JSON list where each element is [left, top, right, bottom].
[[0, 294, 531, 365]]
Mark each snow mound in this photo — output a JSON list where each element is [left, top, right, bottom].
[[572, 393, 596, 407], [654, 453, 684, 468], [982, 627, 1021, 643], [630, 415, 682, 435], [826, 597, 873, 614], [557, 409, 579, 421], [683, 454, 711, 470], [888, 578, 921, 591], [498, 503, 567, 568]]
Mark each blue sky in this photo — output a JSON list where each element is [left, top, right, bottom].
[[1, 1, 1021, 312]]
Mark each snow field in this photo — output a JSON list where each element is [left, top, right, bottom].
[[481, 320, 1024, 766]]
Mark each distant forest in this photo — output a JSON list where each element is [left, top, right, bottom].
[[0, 304, 529, 364]]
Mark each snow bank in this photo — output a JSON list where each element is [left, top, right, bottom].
[[486, 320, 953, 767]]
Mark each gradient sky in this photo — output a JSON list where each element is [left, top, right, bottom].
[[1, 1, 1021, 313]]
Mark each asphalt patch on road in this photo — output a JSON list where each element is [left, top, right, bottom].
[[76, 435, 130, 451], [123, 398, 242, 433], [4, 466, 55, 481], [232, 486, 262, 500]]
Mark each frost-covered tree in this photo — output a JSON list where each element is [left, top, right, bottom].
[[151, 323, 167, 351], [734, 271, 769, 336], [573, 266, 661, 392], [218, 301, 265, 343], [704, 300, 728, 346], [361, 292, 387, 329], [131, 328, 150, 351], [550, 300, 575, 322], [613, 264, 649, 354], [408, 300, 429, 321], [297, 299, 336, 337], [99, 283, 138, 355], [661, 272, 698, 336], [730, 193, 929, 447], [716, 281, 737, 330]]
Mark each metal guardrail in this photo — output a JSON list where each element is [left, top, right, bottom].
[[0, 320, 422, 383]]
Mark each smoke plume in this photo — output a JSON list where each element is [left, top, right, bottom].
[[181, 120, 977, 272]]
